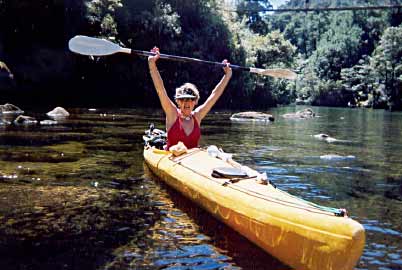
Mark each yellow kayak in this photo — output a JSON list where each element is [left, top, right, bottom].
[[143, 146, 365, 270]]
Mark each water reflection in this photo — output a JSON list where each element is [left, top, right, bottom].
[[109, 165, 289, 270], [1, 106, 402, 269], [203, 107, 402, 269]]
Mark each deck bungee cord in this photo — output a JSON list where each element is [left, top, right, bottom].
[[163, 148, 346, 217]]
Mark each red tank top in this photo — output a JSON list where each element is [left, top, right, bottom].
[[166, 113, 201, 149]]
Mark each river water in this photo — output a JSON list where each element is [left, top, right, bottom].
[[0, 106, 401, 270]]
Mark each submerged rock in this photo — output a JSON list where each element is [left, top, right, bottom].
[[313, 134, 353, 144], [230, 111, 275, 122], [39, 120, 58, 125], [313, 133, 337, 143], [14, 115, 38, 125], [46, 107, 70, 119], [0, 183, 160, 269], [0, 119, 11, 126], [282, 108, 315, 119], [320, 154, 356, 161]]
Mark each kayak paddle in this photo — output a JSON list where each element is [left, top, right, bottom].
[[68, 35, 297, 80]]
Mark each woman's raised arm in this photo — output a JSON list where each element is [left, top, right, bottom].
[[195, 60, 232, 121], [148, 47, 177, 124]]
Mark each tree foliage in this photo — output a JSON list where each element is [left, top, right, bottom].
[[222, 1, 296, 107], [236, 0, 272, 34], [267, 0, 402, 110], [370, 26, 402, 110], [309, 12, 362, 80], [1, 0, 402, 109]]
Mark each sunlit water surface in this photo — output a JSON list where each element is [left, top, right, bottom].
[[1, 106, 401, 270]]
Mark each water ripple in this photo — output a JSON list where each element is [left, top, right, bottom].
[[364, 221, 402, 237]]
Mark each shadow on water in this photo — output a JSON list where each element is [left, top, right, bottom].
[[101, 164, 291, 270], [0, 180, 161, 270]]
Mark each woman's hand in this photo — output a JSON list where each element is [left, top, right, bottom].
[[222, 59, 232, 77], [148, 46, 160, 63]]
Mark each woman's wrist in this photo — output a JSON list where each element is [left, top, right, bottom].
[[148, 61, 158, 71]]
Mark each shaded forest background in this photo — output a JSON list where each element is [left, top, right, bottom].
[[0, 0, 401, 110]]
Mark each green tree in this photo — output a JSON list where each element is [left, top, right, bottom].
[[370, 26, 402, 110], [219, 1, 297, 107], [123, 0, 181, 47], [352, 4, 389, 57], [310, 12, 362, 80], [236, 0, 272, 34], [277, 12, 330, 57], [85, 0, 123, 37], [341, 57, 385, 108]]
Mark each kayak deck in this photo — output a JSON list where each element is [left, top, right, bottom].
[[144, 146, 365, 270]]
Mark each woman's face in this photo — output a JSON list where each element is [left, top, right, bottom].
[[177, 98, 197, 116]]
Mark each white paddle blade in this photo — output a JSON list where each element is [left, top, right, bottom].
[[68, 35, 125, 56], [250, 67, 297, 80]]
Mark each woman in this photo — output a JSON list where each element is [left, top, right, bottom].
[[148, 47, 232, 150]]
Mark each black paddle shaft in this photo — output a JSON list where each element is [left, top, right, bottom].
[[68, 36, 296, 79], [131, 49, 249, 71]]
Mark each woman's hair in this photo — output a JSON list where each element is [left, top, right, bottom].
[[175, 83, 200, 100]]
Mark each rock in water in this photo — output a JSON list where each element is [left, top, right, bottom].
[[46, 107, 70, 119], [14, 115, 38, 125], [313, 133, 337, 143], [230, 111, 274, 122], [0, 103, 24, 114], [282, 108, 315, 119]]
